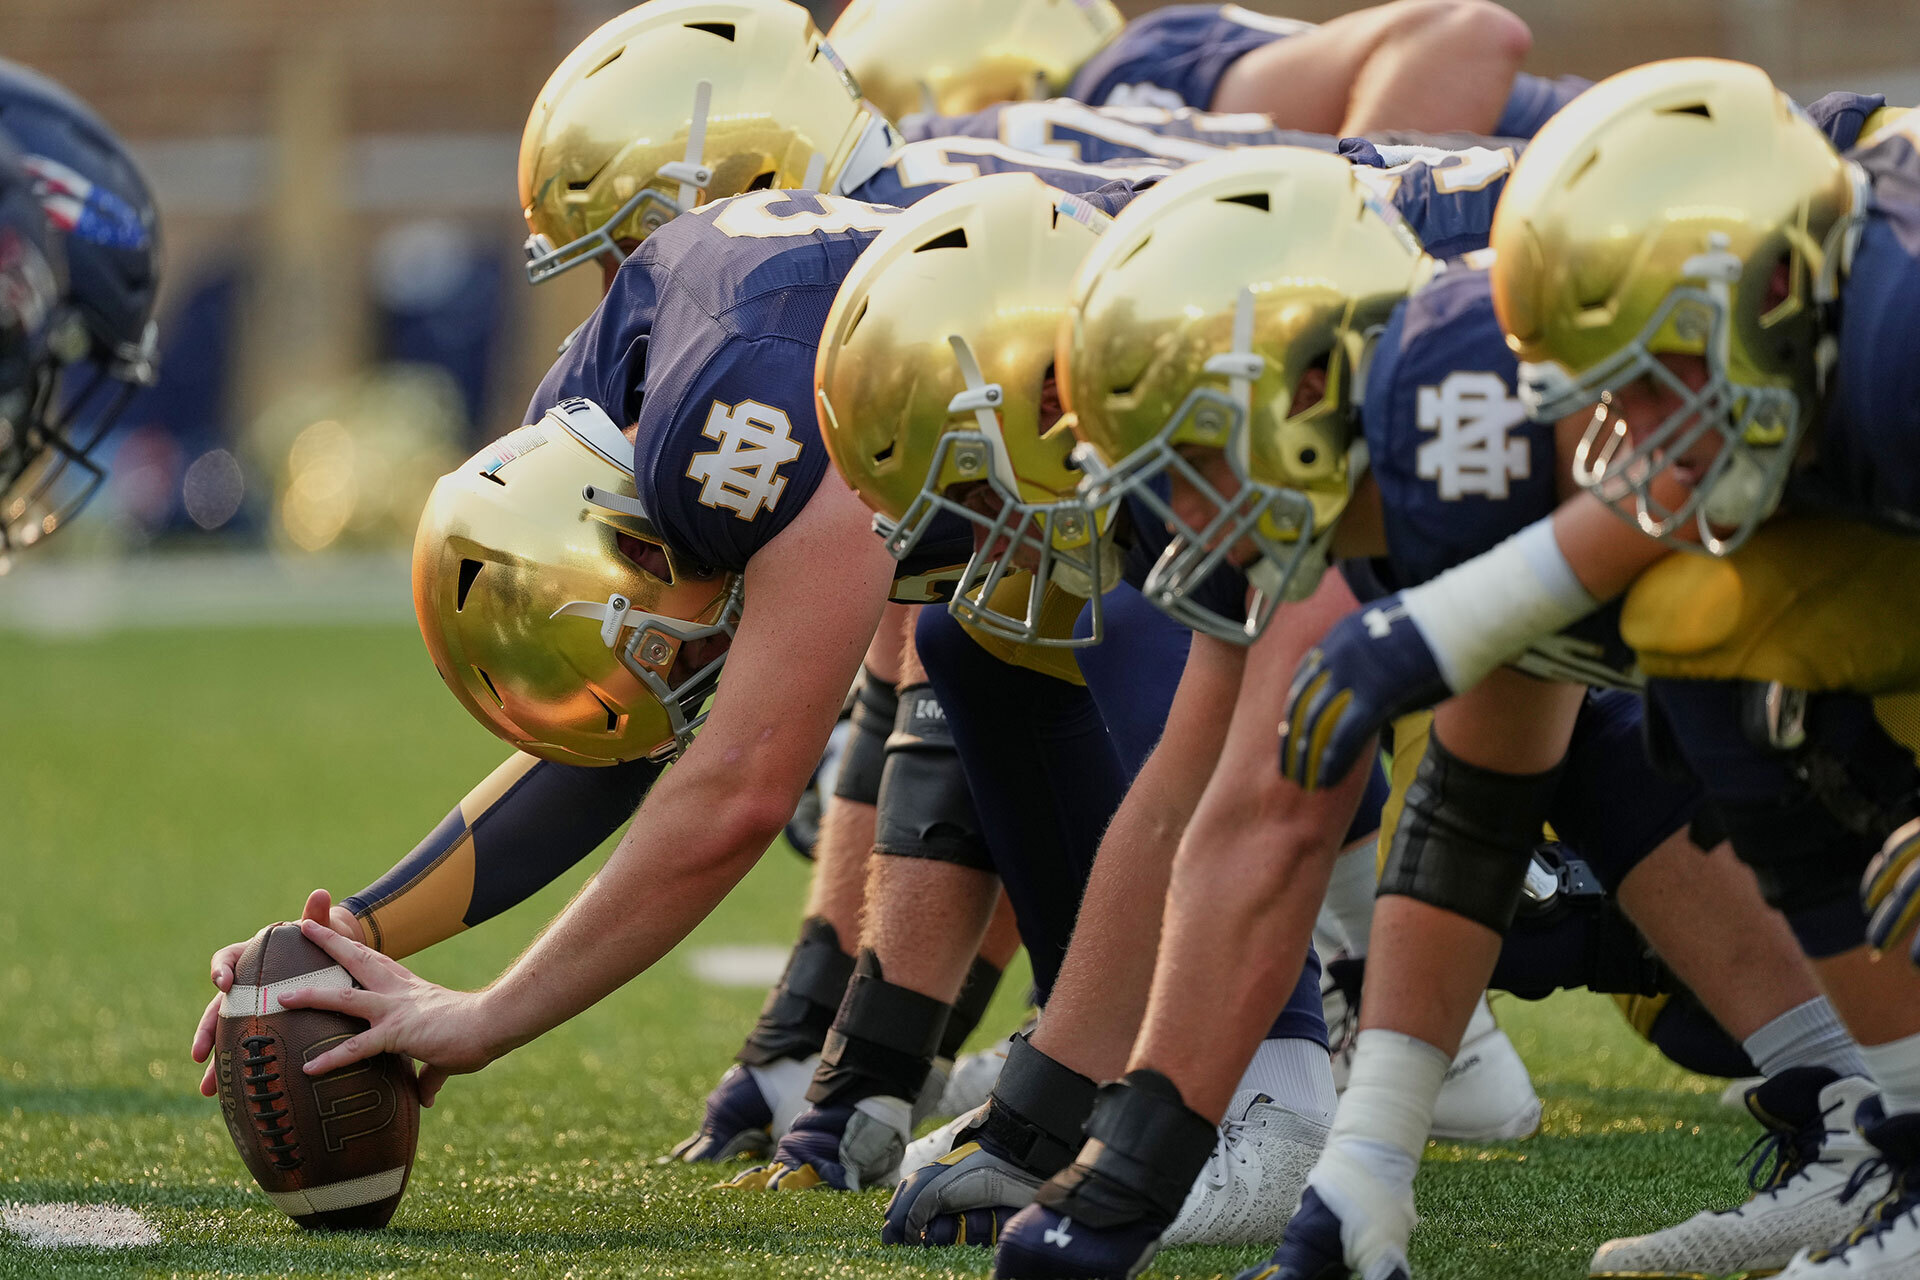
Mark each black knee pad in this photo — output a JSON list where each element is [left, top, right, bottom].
[[972, 1033, 1098, 1179], [873, 683, 993, 871], [739, 916, 856, 1066], [1033, 1069, 1216, 1230], [807, 950, 951, 1107], [1379, 732, 1563, 934], [832, 667, 898, 807]]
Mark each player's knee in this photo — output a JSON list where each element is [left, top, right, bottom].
[[1385, 0, 1531, 65]]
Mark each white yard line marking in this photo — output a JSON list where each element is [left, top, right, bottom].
[[686, 944, 790, 988], [0, 1202, 160, 1249]]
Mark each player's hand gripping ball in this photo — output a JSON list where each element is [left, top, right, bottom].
[[213, 924, 421, 1229]]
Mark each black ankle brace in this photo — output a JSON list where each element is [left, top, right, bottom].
[[1033, 1069, 1216, 1229], [973, 1032, 1097, 1178], [737, 916, 854, 1067], [807, 949, 951, 1107], [938, 956, 1005, 1061]]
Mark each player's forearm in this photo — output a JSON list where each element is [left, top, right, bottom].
[[344, 751, 662, 959], [472, 760, 789, 1058]]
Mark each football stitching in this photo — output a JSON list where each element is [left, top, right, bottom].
[[240, 1033, 302, 1170]]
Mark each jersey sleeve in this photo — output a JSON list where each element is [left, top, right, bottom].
[[1493, 73, 1592, 139], [1364, 267, 1559, 587], [637, 330, 830, 573], [1351, 145, 1516, 261], [1067, 5, 1309, 110], [1804, 91, 1888, 151]]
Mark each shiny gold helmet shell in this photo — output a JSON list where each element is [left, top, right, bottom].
[[519, 0, 893, 284], [827, 0, 1122, 121], [1064, 147, 1426, 642], [413, 400, 741, 766], [818, 172, 1116, 646], [1490, 57, 1861, 554]]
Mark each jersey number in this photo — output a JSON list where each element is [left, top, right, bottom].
[[712, 190, 898, 240]]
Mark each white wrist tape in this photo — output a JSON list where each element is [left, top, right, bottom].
[[1399, 517, 1600, 692]]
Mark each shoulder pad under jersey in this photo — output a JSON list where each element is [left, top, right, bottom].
[[1804, 90, 1889, 152], [901, 98, 1332, 163], [1349, 143, 1518, 260], [850, 134, 1173, 209]]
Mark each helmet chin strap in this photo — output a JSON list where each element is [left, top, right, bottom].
[[658, 80, 717, 211], [945, 334, 1023, 494], [1202, 287, 1264, 473]]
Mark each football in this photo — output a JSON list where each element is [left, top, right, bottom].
[[214, 924, 420, 1230]]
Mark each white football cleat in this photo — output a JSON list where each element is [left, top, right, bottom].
[[1723, 1075, 1767, 1110], [1590, 1070, 1885, 1279], [937, 1034, 1013, 1120], [1160, 1092, 1331, 1246], [1429, 996, 1542, 1142], [1768, 1095, 1920, 1280], [901, 1103, 988, 1178]]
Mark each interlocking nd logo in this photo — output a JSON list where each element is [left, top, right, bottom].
[[687, 398, 804, 520]]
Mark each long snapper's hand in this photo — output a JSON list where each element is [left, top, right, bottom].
[[275, 918, 496, 1106], [1278, 594, 1450, 790], [192, 888, 364, 1097]]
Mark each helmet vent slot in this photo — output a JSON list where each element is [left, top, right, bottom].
[[685, 21, 736, 40], [1661, 101, 1713, 119], [1218, 192, 1270, 212], [1117, 234, 1152, 269], [871, 440, 894, 464], [474, 667, 504, 707], [591, 690, 621, 734], [915, 228, 969, 252], [456, 558, 483, 611], [844, 299, 869, 342], [585, 47, 624, 78]]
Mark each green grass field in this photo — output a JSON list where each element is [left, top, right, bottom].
[[1, 622, 1760, 1278]]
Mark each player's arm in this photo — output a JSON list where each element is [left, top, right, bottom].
[[278, 470, 898, 1100]]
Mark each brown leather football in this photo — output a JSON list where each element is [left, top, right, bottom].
[[215, 923, 420, 1230]]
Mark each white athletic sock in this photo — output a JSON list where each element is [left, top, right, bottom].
[[1322, 838, 1380, 960], [1324, 1029, 1451, 1177], [1235, 1036, 1338, 1126], [1860, 1030, 1920, 1117], [1743, 997, 1869, 1081]]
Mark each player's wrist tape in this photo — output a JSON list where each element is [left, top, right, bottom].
[[873, 683, 992, 870], [938, 956, 1004, 1061], [808, 949, 951, 1106], [1035, 1069, 1217, 1228], [973, 1033, 1098, 1178], [832, 666, 899, 806], [1379, 731, 1563, 934], [738, 916, 856, 1066], [1401, 517, 1600, 693]]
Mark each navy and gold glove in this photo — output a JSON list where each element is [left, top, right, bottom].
[[1864, 817, 1920, 964], [1280, 595, 1448, 790]]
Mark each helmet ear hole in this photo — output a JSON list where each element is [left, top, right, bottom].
[[473, 667, 503, 707], [456, 558, 483, 610]]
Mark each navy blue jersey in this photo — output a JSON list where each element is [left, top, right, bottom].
[[1068, 4, 1311, 110], [1804, 90, 1888, 153], [1798, 114, 1920, 533], [851, 131, 1173, 207], [1350, 143, 1516, 260], [900, 98, 1330, 163], [1493, 74, 1593, 139], [1362, 261, 1635, 687], [528, 190, 971, 587]]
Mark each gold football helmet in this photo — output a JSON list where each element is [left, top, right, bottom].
[[413, 399, 742, 766], [827, 0, 1123, 121], [519, 0, 895, 285], [817, 172, 1116, 646], [1064, 147, 1425, 642], [1490, 58, 1863, 554]]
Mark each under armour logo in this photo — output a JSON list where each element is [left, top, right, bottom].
[[1415, 372, 1529, 500], [686, 398, 804, 521], [1362, 607, 1398, 639], [1044, 1216, 1074, 1248]]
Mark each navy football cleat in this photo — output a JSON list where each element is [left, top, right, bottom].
[[1235, 1186, 1408, 1280], [671, 1063, 776, 1163], [991, 1204, 1164, 1280]]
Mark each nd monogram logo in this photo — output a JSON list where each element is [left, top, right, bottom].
[[686, 398, 803, 521], [1415, 371, 1529, 500]]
